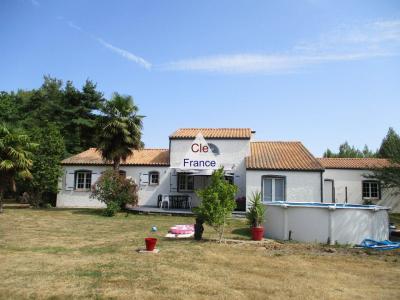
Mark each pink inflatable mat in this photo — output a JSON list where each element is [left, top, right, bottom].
[[169, 224, 195, 234]]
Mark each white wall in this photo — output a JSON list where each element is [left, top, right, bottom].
[[170, 139, 250, 198], [246, 170, 322, 207], [264, 204, 389, 245], [57, 165, 170, 208], [323, 169, 400, 212], [57, 166, 106, 208]]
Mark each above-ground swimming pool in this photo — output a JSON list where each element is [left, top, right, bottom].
[[264, 202, 390, 245]]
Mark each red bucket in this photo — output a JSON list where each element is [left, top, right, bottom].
[[145, 238, 157, 251], [251, 227, 264, 241]]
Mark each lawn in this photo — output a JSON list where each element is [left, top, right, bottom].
[[0, 208, 399, 299]]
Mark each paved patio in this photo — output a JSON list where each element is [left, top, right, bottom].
[[127, 205, 194, 216], [127, 205, 246, 218]]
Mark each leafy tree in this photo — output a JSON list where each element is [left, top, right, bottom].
[[370, 152, 400, 194], [378, 127, 400, 159], [97, 93, 144, 170], [62, 79, 105, 155], [370, 128, 400, 194], [25, 124, 65, 207], [0, 92, 21, 124], [362, 145, 376, 158], [323, 149, 335, 158], [323, 142, 377, 158], [195, 168, 238, 242], [90, 169, 139, 216], [0, 76, 105, 156], [0, 124, 37, 213]]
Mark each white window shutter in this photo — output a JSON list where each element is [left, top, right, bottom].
[[140, 173, 149, 185], [65, 172, 75, 191], [91, 172, 100, 187]]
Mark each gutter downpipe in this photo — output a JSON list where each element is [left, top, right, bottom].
[[320, 170, 324, 203]]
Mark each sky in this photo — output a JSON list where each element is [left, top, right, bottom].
[[1, 0, 400, 156]]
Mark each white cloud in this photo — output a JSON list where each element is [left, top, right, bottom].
[[96, 38, 152, 70], [162, 19, 400, 74], [67, 21, 82, 32], [64, 19, 151, 70]]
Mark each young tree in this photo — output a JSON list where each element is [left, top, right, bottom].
[[195, 168, 238, 242], [97, 93, 144, 171], [0, 125, 37, 213]]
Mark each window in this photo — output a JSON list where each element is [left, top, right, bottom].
[[75, 171, 92, 190], [362, 181, 380, 200], [262, 176, 285, 202], [149, 171, 160, 185], [225, 175, 234, 185], [119, 170, 126, 178], [178, 174, 194, 192]]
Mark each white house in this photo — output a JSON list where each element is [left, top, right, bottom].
[[318, 158, 399, 211], [57, 128, 399, 212]]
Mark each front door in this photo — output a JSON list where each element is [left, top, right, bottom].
[[323, 179, 335, 203]]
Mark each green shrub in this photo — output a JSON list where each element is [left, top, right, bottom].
[[246, 192, 266, 227], [90, 169, 138, 217]]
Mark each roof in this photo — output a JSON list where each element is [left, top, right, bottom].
[[61, 148, 170, 166], [169, 128, 253, 139], [317, 158, 391, 169], [246, 142, 323, 171]]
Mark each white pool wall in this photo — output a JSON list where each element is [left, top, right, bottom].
[[264, 202, 389, 245]]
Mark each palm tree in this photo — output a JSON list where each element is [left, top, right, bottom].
[[0, 125, 37, 213], [97, 93, 144, 171]]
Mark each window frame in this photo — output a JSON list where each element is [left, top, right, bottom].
[[362, 180, 381, 200], [177, 173, 194, 192], [261, 175, 286, 202], [148, 171, 160, 186], [74, 170, 92, 191]]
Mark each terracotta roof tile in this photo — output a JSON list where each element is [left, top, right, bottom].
[[247, 142, 323, 171], [61, 148, 170, 166], [170, 128, 252, 139], [317, 158, 391, 169]]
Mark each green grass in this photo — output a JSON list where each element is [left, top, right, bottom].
[[0, 208, 399, 299]]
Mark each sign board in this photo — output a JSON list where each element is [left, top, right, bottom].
[[179, 133, 220, 170]]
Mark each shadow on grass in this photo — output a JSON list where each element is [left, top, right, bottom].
[[70, 208, 105, 216], [3, 204, 31, 209], [231, 227, 251, 238]]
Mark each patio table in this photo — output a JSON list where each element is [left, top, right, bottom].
[[159, 194, 191, 209]]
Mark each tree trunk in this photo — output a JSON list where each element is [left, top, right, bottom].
[[219, 216, 226, 243], [113, 158, 120, 171], [194, 217, 204, 241]]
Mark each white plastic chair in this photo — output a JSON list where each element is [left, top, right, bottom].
[[161, 195, 170, 209]]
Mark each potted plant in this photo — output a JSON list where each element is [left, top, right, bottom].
[[246, 192, 266, 241]]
